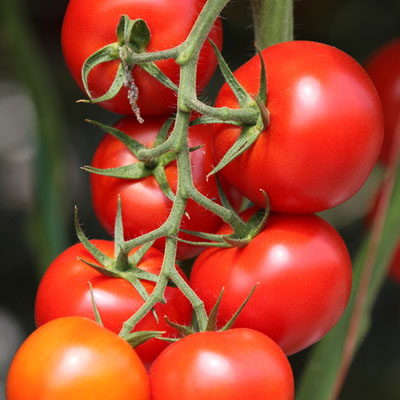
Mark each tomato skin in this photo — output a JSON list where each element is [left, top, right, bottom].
[[34, 240, 192, 368], [90, 116, 240, 260], [190, 210, 352, 355], [61, 0, 222, 116], [150, 328, 294, 400], [6, 317, 150, 400], [213, 40, 383, 213], [365, 38, 400, 165], [388, 243, 400, 284]]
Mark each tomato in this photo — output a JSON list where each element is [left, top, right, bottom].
[[61, 0, 222, 116], [365, 38, 400, 165], [90, 116, 241, 260], [212, 40, 383, 214], [6, 317, 150, 400], [34, 240, 192, 369], [190, 209, 352, 355], [150, 328, 294, 400]]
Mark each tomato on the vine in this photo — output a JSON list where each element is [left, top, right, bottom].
[[365, 38, 400, 165], [150, 328, 294, 400], [6, 317, 150, 400], [212, 40, 383, 214], [61, 0, 222, 115], [89, 116, 241, 260], [190, 209, 352, 355], [34, 240, 192, 368]]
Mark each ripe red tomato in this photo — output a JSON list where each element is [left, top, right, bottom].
[[61, 0, 222, 115], [90, 116, 241, 260], [190, 209, 352, 355], [365, 38, 400, 165], [212, 40, 383, 213], [34, 240, 192, 369], [6, 317, 150, 400], [150, 328, 294, 400]]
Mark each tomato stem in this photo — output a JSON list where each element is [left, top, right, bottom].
[[250, 0, 294, 50]]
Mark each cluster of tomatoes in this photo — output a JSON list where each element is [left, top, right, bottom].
[[6, 1, 392, 399]]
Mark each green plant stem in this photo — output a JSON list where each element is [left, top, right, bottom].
[[119, 0, 250, 333], [250, 0, 294, 49], [176, 0, 231, 65], [186, 98, 259, 125]]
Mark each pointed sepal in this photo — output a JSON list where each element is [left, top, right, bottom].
[[207, 124, 263, 177], [209, 39, 252, 107], [123, 330, 166, 348]]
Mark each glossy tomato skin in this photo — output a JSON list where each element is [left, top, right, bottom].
[[34, 240, 192, 369], [365, 38, 400, 164], [213, 40, 383, 213], [61, 0, 222, 116], [150, 329, 294, 400], [6, 317, 150, 400], [190, 210, 352, 355], [90, 116, 240, 260]]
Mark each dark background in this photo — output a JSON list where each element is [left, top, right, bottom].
[[0, 0, 400, 398]]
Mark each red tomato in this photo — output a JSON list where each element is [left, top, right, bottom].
[[212, 40, 383, 213], [365, 38, 400, 165], [190, 209, 352, 355], [150, 328, 294, 400], [6, 317, 150, 400], [61, 0, 222, 115], [34, 240, 192, 369], [90, 116, 241, 260]]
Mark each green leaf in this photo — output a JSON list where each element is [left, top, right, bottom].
[[86, 119, 146, 156], [256, 48, 267, 104], [190, 116, 242, 127], [153, 118, 174, 148], [88, 282, 104, 326], [123, 268, 160, 284], [296, 167, 400, 400], [176, 237, 230, 248], [82, 163, 152, 180], [206, 288, 225, 331], [81, 55, 124, 103], [208, 124, 262, 177], [78, 257, 121, 278], [127, 18, 151, 52], [209, 39, 252, 107], [74, 207, 113, 268], [123, 330, 166, 348], [114, 198, 124, 253], [221, 284, 258, 331], [140, 62, 179, 92], [179, 229, 227, 242], [215, 174, 235, 212], [164, 317, 195, 337], [153, 165, 176, 202], [128, 240, 155, 266]]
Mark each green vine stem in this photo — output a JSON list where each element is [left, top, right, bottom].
[[85, 0, 294, 336], [250, 0, 294, 49]]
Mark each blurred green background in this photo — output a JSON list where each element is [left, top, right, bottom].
[[0, 0, 399, 398]]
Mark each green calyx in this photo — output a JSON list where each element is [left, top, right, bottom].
[[179, 191, 271, 249], [79, 15, 178, 120], [74, 203, 160, 305], [162, 285, 259, 342], [83, 118, 178, 202], [207, 44, 270, 177]]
